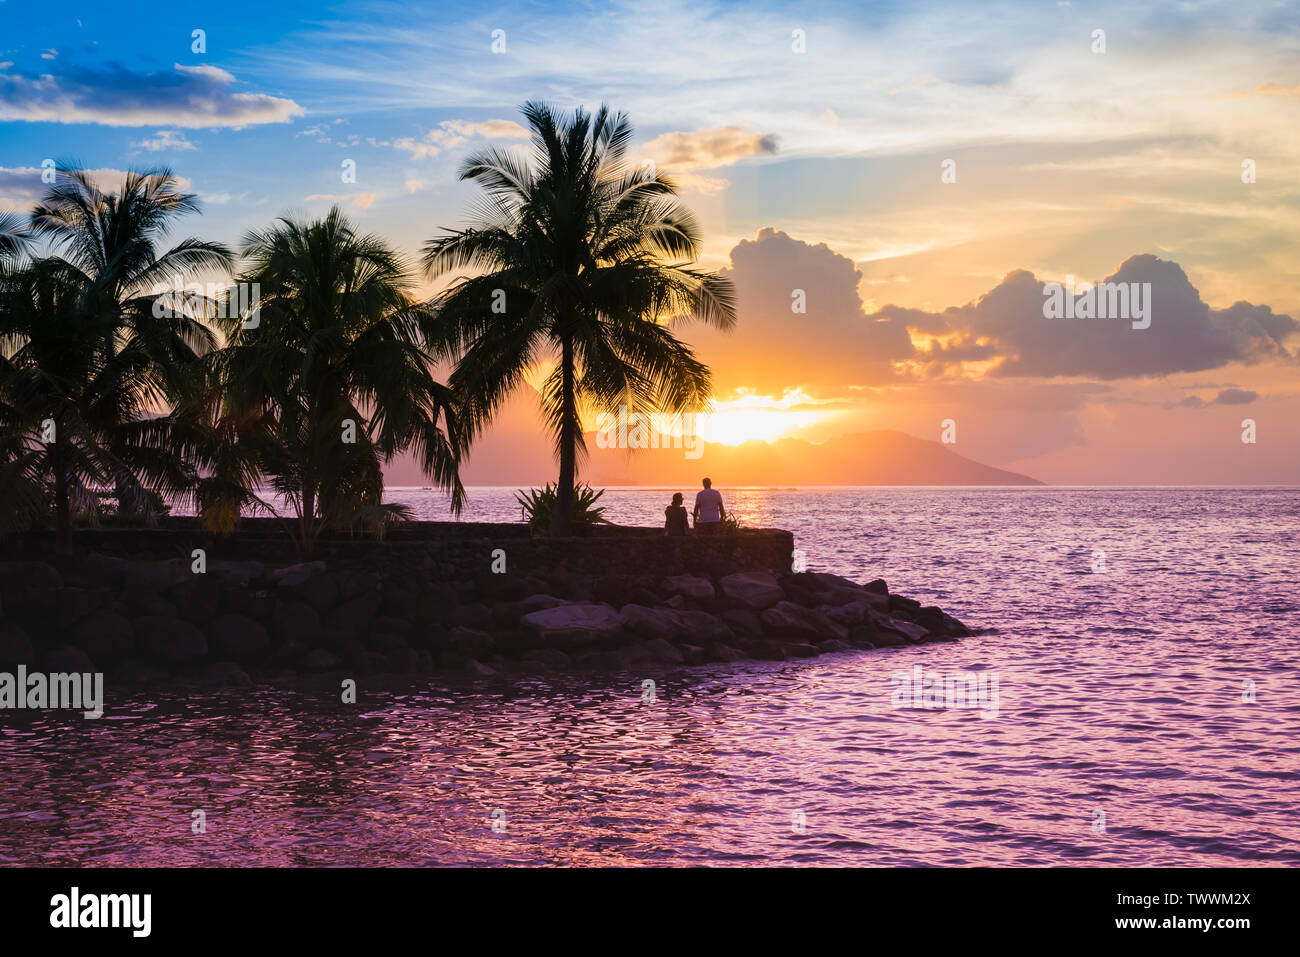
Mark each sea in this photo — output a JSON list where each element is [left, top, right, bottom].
[[1, 486, 1297, 866]]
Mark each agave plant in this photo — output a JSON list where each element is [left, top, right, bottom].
[[515, 482, 609, 537]]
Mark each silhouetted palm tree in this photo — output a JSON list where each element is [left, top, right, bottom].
[[200, 206, 463, 554], [424, 101, 736, 536], [0, 212, 31, 267], [0, 167, 230, 550]]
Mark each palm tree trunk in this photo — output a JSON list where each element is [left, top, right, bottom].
[[301, 479, 316, 557], [52, 438, 72, 555], [550, 334, 576, 537]]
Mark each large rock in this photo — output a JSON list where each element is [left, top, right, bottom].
[[119, 584, 177, 619], [520, 603, 627, 649], [660, 575, 716, 601], [120, 559, 193, 589], [761, 601, 848, 641], [874, 616, 929, 644], [41, 644, 97, 673], [209, 561, 266, 587], [619, 604, 733, 644], [207, 613, 270, 660], [719, 571, 784, 610], [135, 616, 208, 662], [0, 620, 33, 667], [301, 648, 343, 672], [620, 638, 685, 667], [272, 600, 321, 644], [70, 612, 135, 666], [274, 562, 337, 611]]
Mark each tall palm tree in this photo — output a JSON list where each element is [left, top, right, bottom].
[[423, 101, 736, 536], [199, 206, 464, 555], [0, 167, 229, 550]]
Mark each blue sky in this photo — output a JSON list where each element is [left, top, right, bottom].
[[2, 0, 1298, 482]]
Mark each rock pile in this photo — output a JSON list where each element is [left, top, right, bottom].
[[0, 556, 973, 686]]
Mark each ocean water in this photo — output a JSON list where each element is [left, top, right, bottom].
[[2, 487, 1298, 866]]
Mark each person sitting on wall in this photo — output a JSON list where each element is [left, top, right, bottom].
[[693, 477, 725, 535], [665, 493, 689, 537]]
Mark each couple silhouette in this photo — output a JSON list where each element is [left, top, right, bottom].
[[665, 478, 726, 536]]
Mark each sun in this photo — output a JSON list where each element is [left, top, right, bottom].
[[695, 391, 840, 446]]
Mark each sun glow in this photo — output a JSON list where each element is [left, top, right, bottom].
[[695, 389, 840, 445]]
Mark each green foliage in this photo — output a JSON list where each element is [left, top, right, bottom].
[[515, 482, 610, 537]]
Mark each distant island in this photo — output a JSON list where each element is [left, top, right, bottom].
[[387, 425, 1043, 487]]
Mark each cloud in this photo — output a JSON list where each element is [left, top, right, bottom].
[[688, 227, 917, 396], [640, 125, 777, 171], [0, 62, 303, 128], [305, 192, 376, 209], [131, 129, 196, 152], [404, 179, 425, 193], [0, 166, 187, 209], [391, 118, 529, 159], [871, 255, 1298, 380]]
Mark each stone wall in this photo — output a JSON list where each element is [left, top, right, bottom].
[[0, 520, 795, 579]]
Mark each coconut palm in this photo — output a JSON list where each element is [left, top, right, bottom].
[[0, 212, 32, 267], [200, 206, 464, 555], [423, 101, 736, 536], [0, 167, 229, 549], [0, 258, 194, 549], [26, 165, 234, 516]]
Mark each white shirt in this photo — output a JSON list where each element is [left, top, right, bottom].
[[695, 487, 723, 522]]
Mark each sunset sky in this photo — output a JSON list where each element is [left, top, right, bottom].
[[2, 0, 1297, 483]]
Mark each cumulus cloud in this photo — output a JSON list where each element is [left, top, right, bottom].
[[870, 255, 1298, 380], [687, 227, 916, 395], [131, 129, 196, 152], [1172, 387, 1261, 408], [0, 62, 303, 128], [391, 118, 529, 159], [640, 125, 777, 170]]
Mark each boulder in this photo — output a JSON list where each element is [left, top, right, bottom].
[[619, 604, 732, 644], [40, 644, 96, 673], [207, 613, 270, 660], [134, 616, 208, 662], [864, 579, 888, 595], [301, 648, 343, 672], [119, 585, 177, 619], [119, 559, 192, 589], [707, 642, 750, 662], [0, 619, 33, 667], [446, 626, 495, 658], [272, 600, 321, 644], [518, 594, 569, 613], [660, 575, 716, 601], [209, 561, 266, 587], [888, 594, 922, 614], [203, 661, 253, 687], [620, 638, 685, 667], [520, 603, 627, 649], [719, 607, 763, 637], [70, 612, 135, 666], [761, 601, 847, 641], [331, 593, 380, 640], [275, 563, 337, 611], [719, 571, 784, 610]]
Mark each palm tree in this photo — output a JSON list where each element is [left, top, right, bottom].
[[0, 167, 229, 550], [0, 212, 32, 267], [199, 206, 464, 555], [423, 101, 736, 536]]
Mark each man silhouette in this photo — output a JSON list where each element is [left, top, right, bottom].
[[693, 477, 726, 534]]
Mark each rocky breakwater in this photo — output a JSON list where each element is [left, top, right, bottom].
[[0, 554, 974, 687]]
